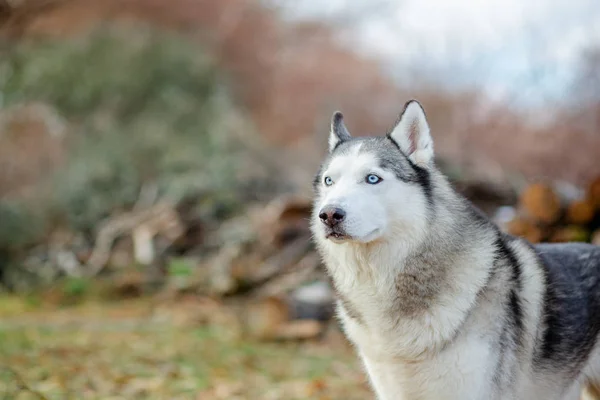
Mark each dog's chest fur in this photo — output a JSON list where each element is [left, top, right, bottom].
[[321, 233, 503, 399]]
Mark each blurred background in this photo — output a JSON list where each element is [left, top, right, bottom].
[[0, 0, 599, 399]]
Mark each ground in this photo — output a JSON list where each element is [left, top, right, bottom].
[[0, 294, 371, 400]]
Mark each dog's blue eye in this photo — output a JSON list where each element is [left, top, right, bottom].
[[324, 176, 334, 186], [366, 174, 382, 184]]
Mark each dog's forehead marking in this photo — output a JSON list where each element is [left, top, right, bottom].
[[326, 142, 361, 172], [326, 143, 381, 177]]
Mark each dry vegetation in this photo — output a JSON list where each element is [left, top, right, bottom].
[[2, 0, 599, 186], [0, 295, 371, 400]]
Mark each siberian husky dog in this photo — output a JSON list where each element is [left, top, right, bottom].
[[310, 100, 600, 400]]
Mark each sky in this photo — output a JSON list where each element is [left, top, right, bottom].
[[275, 0, 600, 107]]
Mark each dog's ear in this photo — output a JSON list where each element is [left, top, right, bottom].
[[329, 111, 351, 153], [388, 100, 433, 166]]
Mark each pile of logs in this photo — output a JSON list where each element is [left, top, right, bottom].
[[35, 176, 600, 342], [505, 177, 600, 245], [170, 194, 334, 342]]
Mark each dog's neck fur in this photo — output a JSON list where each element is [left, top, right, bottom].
[[319, 170, 498, 361]]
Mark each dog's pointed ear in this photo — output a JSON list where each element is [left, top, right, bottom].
[[329, 111, 351, 153], [388, 100, 433, 166]]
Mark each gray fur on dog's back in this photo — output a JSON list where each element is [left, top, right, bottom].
[[533, 243, 600, 374]]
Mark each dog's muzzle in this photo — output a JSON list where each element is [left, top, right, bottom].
[[319, 206, 349, 240]]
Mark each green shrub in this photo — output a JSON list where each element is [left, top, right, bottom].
[[0, 200, 46, 250], [167, 258, 194, 278], [62, 276, 91, 298], [0, 25, 242, 237]]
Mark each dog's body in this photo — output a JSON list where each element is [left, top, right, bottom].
[[310, 101, 600, 400]]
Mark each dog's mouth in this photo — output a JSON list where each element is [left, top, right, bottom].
[[325, 228, 350, 242], [325, 228, 381, 244], [326, 231, 347, 239]]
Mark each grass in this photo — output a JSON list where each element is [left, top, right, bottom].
[[0, 295, 371, 399]]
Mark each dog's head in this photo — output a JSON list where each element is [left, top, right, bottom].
[[311, 100, 435, 245]]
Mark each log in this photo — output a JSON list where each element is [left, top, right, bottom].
[[241, 296, 324, 341], [505, 217, 544, 243], [244, 236, 313, 286], [251, 194, 312, 248], [588, 176, 600, 210], [86, 202, 183, 276], [566, 199, 596, 225], [242, 296, 291, 340], [519, 183, 562, 225], [271, 319, 323, 341], [248, 252, 322, 299]]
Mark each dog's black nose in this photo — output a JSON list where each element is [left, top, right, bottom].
[[319, 207, 346, 227]]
